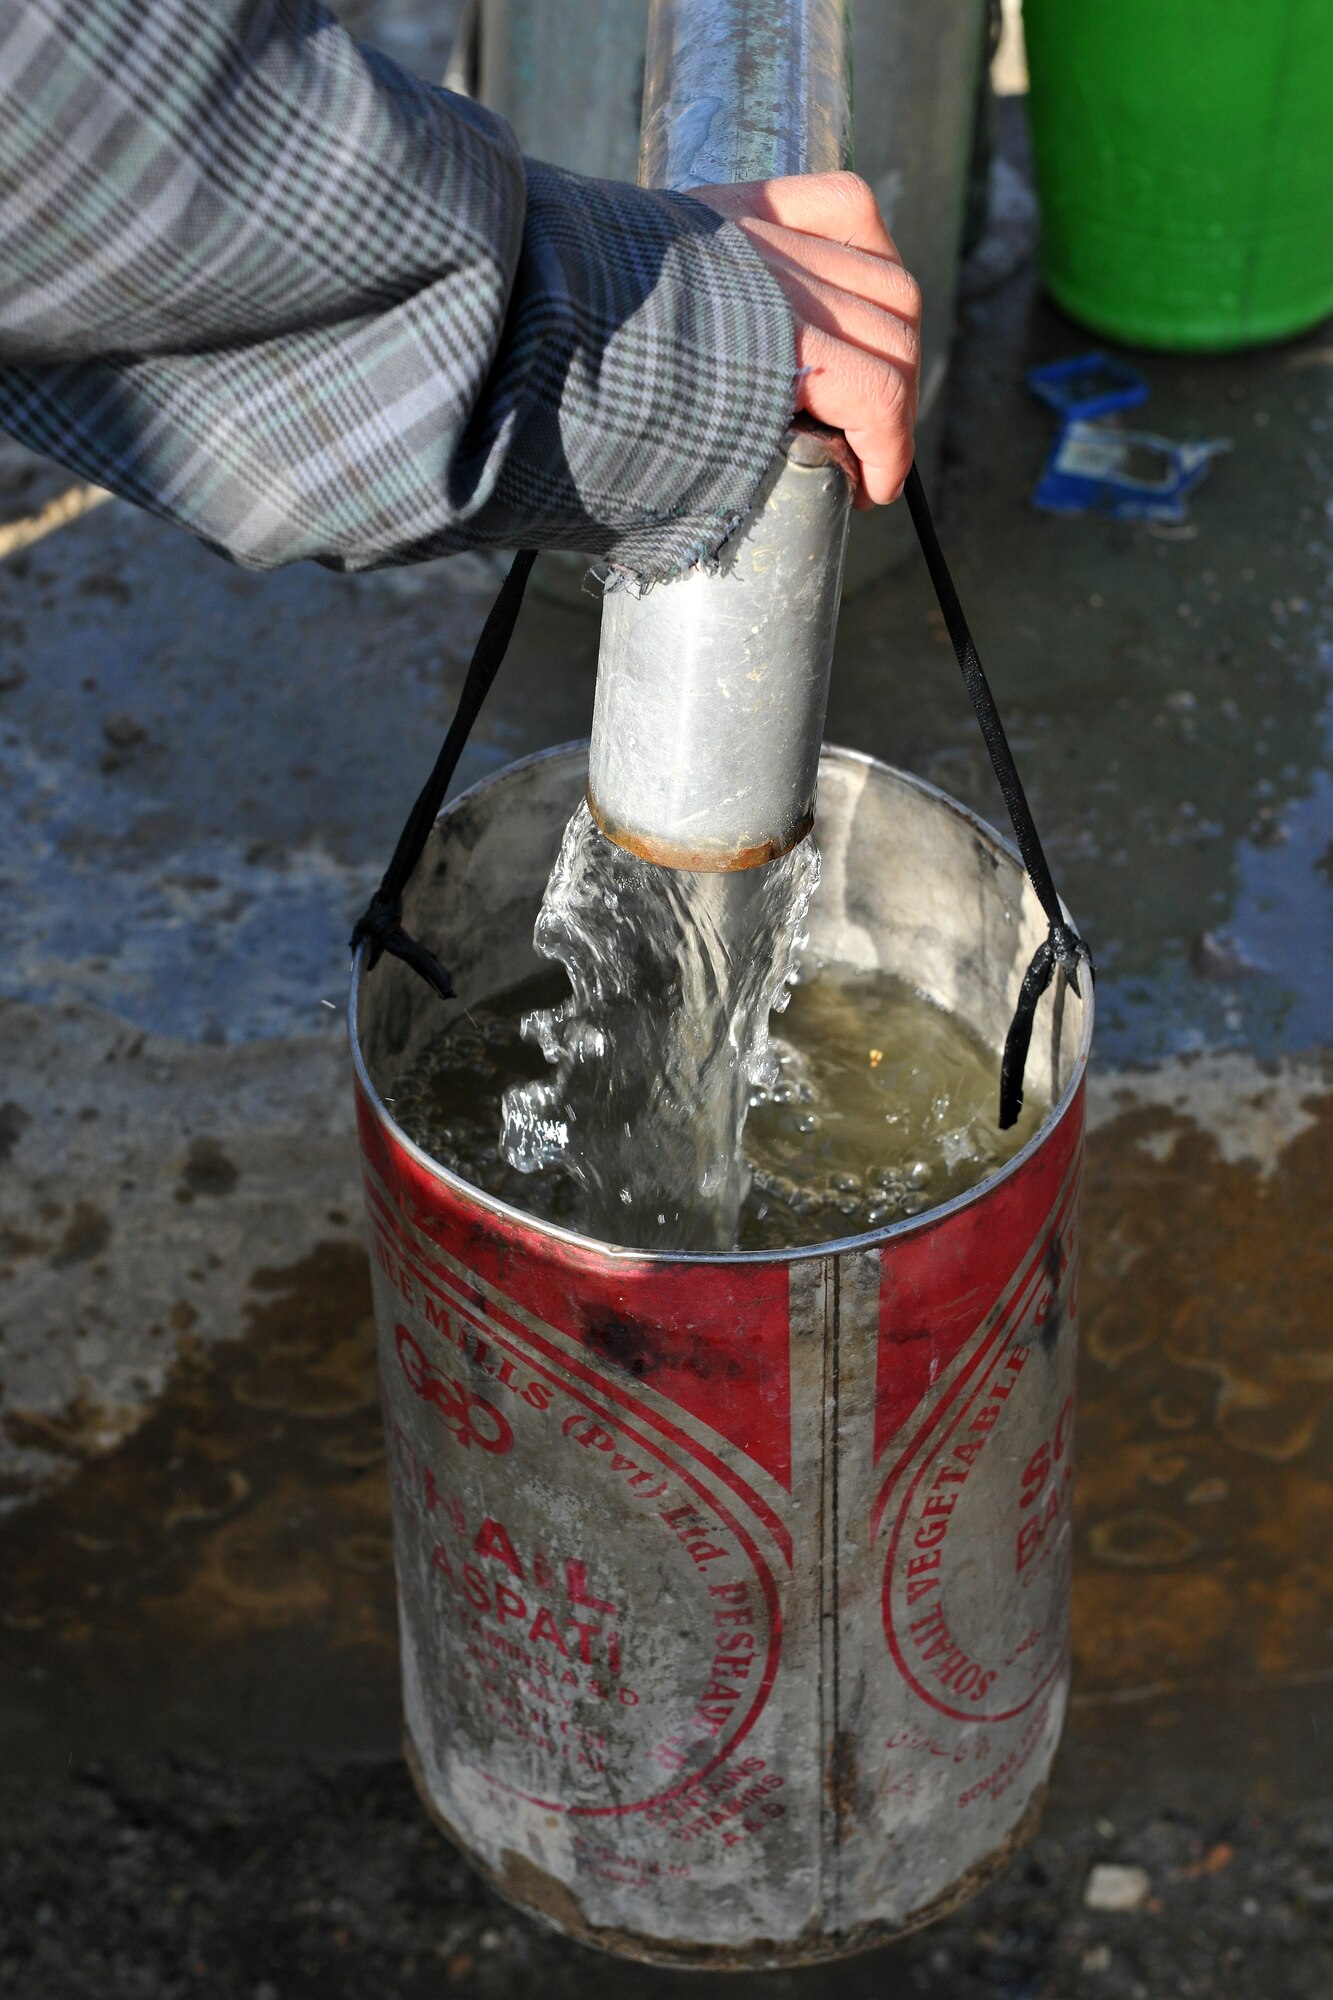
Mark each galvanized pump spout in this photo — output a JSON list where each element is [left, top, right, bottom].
[[588, 0, 853, 872]]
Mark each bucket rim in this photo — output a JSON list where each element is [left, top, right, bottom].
[[348, 739, 1094, 1269]]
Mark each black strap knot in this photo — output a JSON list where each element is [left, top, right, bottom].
[[1050, 919, 1093, 997], [350, 891, 456, 1004], [998, 921, 1096, 1131], [351, 890, 405, 968]]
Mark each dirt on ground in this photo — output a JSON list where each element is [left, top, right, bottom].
[[1, 1758, 1328, 2000]]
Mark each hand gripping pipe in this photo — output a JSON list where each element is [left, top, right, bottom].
[[587, 0, 853, 871]]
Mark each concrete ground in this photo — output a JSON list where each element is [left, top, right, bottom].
[[0, 20, 1330, 2000]]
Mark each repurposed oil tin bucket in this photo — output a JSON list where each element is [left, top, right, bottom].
[[350, 743, 1091, 1967]]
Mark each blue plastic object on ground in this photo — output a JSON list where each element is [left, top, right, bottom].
[[1027, 354, 1229, 523], [1027, 353, 1150, 421]]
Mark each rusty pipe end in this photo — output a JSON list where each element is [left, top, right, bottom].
[[585, 789, 815, 873]]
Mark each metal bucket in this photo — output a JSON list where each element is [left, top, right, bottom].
[[350, 743, 1091, 1966]]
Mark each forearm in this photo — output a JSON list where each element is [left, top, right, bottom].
[[0, 0, 797, 577], [0, 0, 527, 362]]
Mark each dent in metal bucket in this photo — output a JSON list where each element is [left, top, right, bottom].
[[350, 745, 1091, 1966]]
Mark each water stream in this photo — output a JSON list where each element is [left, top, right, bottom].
[[498, 803, 820, 1251]]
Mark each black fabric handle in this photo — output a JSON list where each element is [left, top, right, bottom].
[[903, 461, 1092, 1125], [350, 547, 537, 998], [355, 464, 1091, 1134]]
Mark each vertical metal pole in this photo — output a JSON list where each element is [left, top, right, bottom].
[[587, 0, 853, 872]]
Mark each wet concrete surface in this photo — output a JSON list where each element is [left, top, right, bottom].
[[0, 39, 1329, 2000]]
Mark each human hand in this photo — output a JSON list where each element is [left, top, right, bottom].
[[694, 172, 921, 509]]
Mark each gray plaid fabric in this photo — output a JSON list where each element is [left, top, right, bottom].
[[0, 0, 796, 577]]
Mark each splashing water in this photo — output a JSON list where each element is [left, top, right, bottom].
[[394, 960, 1047, 1252], [500, 802, 820, 1251]]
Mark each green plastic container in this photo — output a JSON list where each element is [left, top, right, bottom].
[[1022, 0, 1333, 350]]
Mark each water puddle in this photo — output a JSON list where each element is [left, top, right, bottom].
[[0, 1241, 398, 1766]]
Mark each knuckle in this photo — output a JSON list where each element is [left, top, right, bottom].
[[828, 169, 877, 218], [863, 309, 920, 381], [867, 360, 911, 427], [896, 268, 924, 323], [897, 315, 922, 371]]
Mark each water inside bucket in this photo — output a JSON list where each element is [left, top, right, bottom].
[[391, 953, 1046, 1255]]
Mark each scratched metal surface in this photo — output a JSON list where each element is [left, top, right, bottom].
[[348, 746, 1088, 1957]]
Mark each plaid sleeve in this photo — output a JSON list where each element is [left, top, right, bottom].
[[0, 0, 796, 579]]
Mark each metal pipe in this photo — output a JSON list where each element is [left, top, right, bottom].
[[587, 0, 853, 872]]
